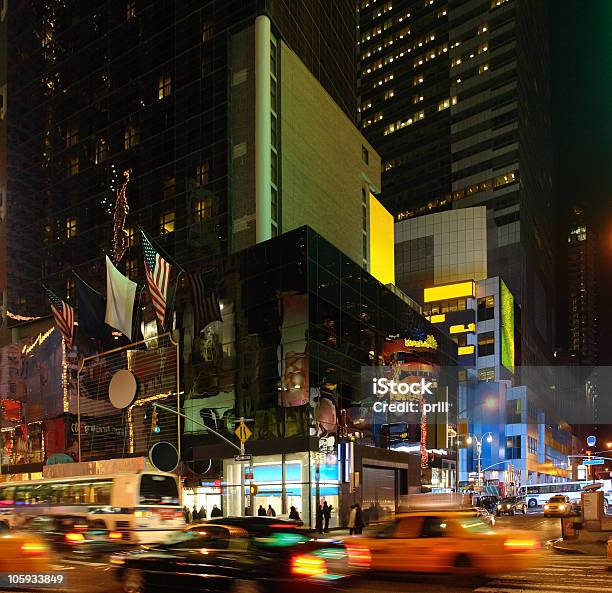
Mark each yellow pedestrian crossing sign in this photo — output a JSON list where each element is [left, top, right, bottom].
[[235, 422, 252, 443]]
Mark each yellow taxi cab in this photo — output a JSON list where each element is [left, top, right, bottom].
[[0, 532, 53, 573], [352, 511, 541, 575]]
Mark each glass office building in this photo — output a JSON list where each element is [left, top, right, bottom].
[[181, 226, 458, 526]]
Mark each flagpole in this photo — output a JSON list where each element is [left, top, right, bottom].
[[140, 228, 186, 273], [164, 269, 185, 333]]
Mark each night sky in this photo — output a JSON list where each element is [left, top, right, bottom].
[[550, 0, 612, 363]]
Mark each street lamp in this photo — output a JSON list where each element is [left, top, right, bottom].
[[465, 432, 493, 487]]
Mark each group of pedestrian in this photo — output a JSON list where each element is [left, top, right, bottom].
[[348, 503, 364, 535], [315, 501, 333, 534], [183, 503, 222, 523], [257, 504, 277, 517]]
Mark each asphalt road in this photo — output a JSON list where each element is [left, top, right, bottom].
[[0, 515, 608, 593]]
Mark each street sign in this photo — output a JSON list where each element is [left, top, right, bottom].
[[234, 422, 252, 443], [234, 454, 252, 462], [587, 435, 596, 447], [583, 458, 605, 466]]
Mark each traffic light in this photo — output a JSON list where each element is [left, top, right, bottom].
[[248, 484, 258, 495], [151, 408, 160, 433]]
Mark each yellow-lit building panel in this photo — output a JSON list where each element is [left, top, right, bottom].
[[429, 314, 446, 323], [368, 193, 395, 286], [449, 323, 476, 334], [458, 345, 475, 355], [423, 281, 475, 303]]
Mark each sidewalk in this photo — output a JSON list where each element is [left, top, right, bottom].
[[552, 537, 608, 556]]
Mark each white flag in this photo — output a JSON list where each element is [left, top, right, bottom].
[[105, 255, 137, 338]]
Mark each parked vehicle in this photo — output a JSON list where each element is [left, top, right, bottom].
[[496, 496, 527, 516]]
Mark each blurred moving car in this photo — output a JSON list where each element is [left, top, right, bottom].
[[543, 496, 573, 518], [111, 517, 369, 592], [354, 511, 540, 576], [472, 507, 495, 528], [27, 515, 125, 560], [496, 496, 527, 516], [0, 531, 53, 573]]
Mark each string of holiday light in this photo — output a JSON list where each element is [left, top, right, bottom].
[[112, 169, 131, 263]]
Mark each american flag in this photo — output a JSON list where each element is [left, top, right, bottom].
[[141, 231, 171, 327], [45, 288, 75, 349], [188, 269, 222, 335]]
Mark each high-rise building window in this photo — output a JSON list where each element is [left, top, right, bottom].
[[477, 331, 495, 357], [66, 278, 75, 301], [505, 435, 521, 460], [126, 226, 137, 247], [202, 18, 214, 42], [95, 138, 108, 164], [65, 217, 78, 238], [194, 197, 212, 221], [196, 162, 210, 186], [271, 188, 278, 228], [158, 73, 172, 99], [65, 127, 78, 147], [126, 0, 136, 20], [477, 295, 495, 321], [162, 177, 175, 200], [67, 155, 79, 177], [126, 258, 138, 279], [124, 125, 140, 149], [160, 210, 175, 235], [362, 146, 369, 165]]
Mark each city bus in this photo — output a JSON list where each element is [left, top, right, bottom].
[[518, 480, 612, 509], [0, 471, 184, 543]]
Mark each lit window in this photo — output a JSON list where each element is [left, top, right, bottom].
[[478, 23, 488, 35], [67, 155, 79, 177], [194, 197, 213, 222], [124, 125, 140, 149], [126, 258, 138, 279], [160, 210, 175, 235], [95, 138, 108, 164], [162, 177, 175, 200], [478, 42, 489, 54], [478, 331, 495, 357], [451, 57, 462, 67], [413, 95, 424, 104], [196, 161, 210, 186], [65, 127, 78, 147], [65, 217, 77, 239], [478, 63, 489, 74], [158, 73, 172, 99], [437, 96, 457, 111], [126, 226, 138, 247], [384, 89, 394, 100], [413, 75, 424, 86], [202, 19, 214, 42], [126, 0, 136, 19]]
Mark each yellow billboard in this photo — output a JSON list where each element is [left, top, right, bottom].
[[368, 193, 395, 285]]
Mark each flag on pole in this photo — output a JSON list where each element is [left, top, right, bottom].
[[74, 273, 107, 343], [45, 288, 75, 349], [105, 255, 137, 339], [188, 269, 222, 335], [141, 231, 171, 327]]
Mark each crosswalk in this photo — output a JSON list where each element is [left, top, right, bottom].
[[475, 554, 612, 593]]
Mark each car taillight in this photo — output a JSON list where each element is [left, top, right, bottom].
[[346, 545, 372, 568], [65, 532, 86, 543], [291, 554, 328, 577], [20, 542, 48, 555], [108, 531, 123, 540], [504, 538, 539, 551]]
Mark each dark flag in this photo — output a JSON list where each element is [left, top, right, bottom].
[[44, 288, 75, 349], [74, 273, 108, 347], [189, 269, 222, 335]]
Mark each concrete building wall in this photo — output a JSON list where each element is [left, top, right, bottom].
[[280, 42, 380, 266]]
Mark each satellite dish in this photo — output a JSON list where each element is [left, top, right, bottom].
[[149, 441, 179, 473], [108, 369, 137, 409]]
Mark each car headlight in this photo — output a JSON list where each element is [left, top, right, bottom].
[[559, 505, 565, 511], [497, 504, 502, 509], [544, 505, 549, 510]]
